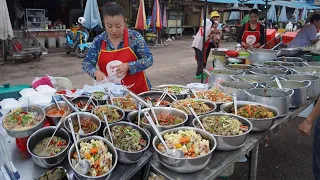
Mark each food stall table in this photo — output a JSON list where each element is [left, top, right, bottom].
[[150, 137, 259, 180], [0, 135, 153, 179]]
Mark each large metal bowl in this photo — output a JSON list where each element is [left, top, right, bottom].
[[139, 107, 188, 138], [64, 112, 101, 138], [170, 99, 217, 126], [44, 102, 70, 125], [27, 126, 70, 168], [138, 91, 177, 107], [218, 81, 258, 101], [152, 126, 217, 173], [220, 101, 279, 132], [110, 97, 138, 117], [2, 105, 46, 138], [232, 74, 275, 88], [155, 84, 189, 100], [68, 136, 118, 180], [283, 74, 320, 98], [192, 113, 252, 151], [71, 96, 98, 112], [103, 122, 150, 164]]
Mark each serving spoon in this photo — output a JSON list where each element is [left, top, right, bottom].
[[102, 112, 114, 144], [137, 102, 142, 127], [147, 100, 160, 125], [187, 104, 205, 130], [233, 93, 238, 115], [68, 118, 91, 175], [144, 112, 184, 158], [52, 95, 61, 111], [75, 105, 84, 140], [81, 94, 93, 111]]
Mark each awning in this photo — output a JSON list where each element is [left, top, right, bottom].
[[270, 0, 320, 9], [206, 0, 239, 3]]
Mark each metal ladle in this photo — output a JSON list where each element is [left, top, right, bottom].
[[147, 100, 160, 126], [52, 95, 61, 111], [75, 105, 84, 140], [144, 112, 184, 158], [187, 104, 205, 130], [233, 93, 238, 115], [137, 102, 142, 127], [102, 112, 114, 144], [68, 118, 90, 175]]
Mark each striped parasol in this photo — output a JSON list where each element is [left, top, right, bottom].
[[150, 0, 162, 32], [135, 0, 147, 30]]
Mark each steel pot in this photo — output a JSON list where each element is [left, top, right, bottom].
[[232, 74, 275, 88], [44, 102, 70, 126], [265, 80, 311, 108], [206, 69, 240, 87], [249, 67, 287, 76], [71, 96, 98, 112], [27, 126, 70, 168], [218, 81, 258, 101], [263, 61, 295, 68], [282, 74, 320, 98], [278, 47, 303, 57], [225, 64, 254, 73], [68, 136, 117, 180], [192, 113, 252, 151], [290, 66, 320, 77], [247, 48, 280, 66], [220, 101, 280, 132], [103, 122, 150, 164], [245, 88, 294, 117], [153, 127, 217, 173], [274, 57, 309, 67]]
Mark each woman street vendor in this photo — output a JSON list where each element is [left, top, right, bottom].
[[82, 2, 153, 94], [237, 9, 265, 49]]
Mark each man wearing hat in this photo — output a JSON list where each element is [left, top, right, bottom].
[[207, 11, 222, 67]]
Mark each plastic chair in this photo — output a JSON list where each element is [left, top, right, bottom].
[[51, 77, 73, 91]]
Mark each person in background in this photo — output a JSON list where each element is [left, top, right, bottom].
[[237, 9, 265, 49], [299, 97, 320, 180], [288, 14, 320, 48], [192, 19, 212, 79], [211, 21, 221, 47], [82, 2, 153, 94]]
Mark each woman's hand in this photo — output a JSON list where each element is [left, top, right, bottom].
[[241, 42, 250, 49], [299, 119, 313, 136], [116, 63, 129, 78], [94, 70, 106, 81]]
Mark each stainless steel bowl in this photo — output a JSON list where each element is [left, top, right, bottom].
[[138, 107, 188, 138], [45, 102, 70, 125], [103, 122, 150, 164], [138, 91, 177, 107], [68, 136, 118, 180], [155, 84, 189, 100], [218, 81, 258, 101], [153, 126, 217, 173], [232, 74, 275, 88], [64, 112, 101, 138], [71, 96, 98, 112], [170, 99, 217, 126], [220, 101, 280, 131], [110, 97, 138, 118], [27, 126, 70, 168], [2, 105, 46, 138], [192, 113, 252, 151], [283, 74, 320, 98]]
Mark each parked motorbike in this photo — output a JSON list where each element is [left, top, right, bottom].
[[64, 17, 91, 58]]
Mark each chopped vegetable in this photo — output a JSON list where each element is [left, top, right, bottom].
[[4, 108, 43, 131], [73, 118, 98, 134], [194, 88, 232, 102], [33, 136, 68, 157], [172, 99, 212, 115], [231, 105, 275, 119], [142, 113, 184, 126], [113, 97, 137, 111], [93, 106, 121, 123]]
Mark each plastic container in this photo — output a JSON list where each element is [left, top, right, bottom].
[[0, 84, 31, 101], [219, 164, 235, 178]]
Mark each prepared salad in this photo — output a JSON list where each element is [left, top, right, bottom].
[[92, 106, 121, 123], [71, 139, 113, 177], [158, 85, 188, 95], [144, 97, 171, 106], [171, 99, 212, 115], [74, 100, 94, 111], [35, 167, 68, 180], [3, 108, 43, 131], [106, 125, 147, 152], [201, 116, 248, 136], [112, 97, 137, 111], [72, 118, 98, 134], [142, 113, 184, 126], [93, 92, 106, 100], [195, 89, 232, 102], [33, 136, 68, 157], [46, 106, 68, 117], [231, 105, 275, 119], [148, 172, 166, 180], [157, 130, 210, 158]]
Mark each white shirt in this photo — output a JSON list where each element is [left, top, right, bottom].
[[192, 19, 212, 50]]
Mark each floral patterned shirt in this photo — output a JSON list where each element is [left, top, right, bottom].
[[82, 29, 153, 88]]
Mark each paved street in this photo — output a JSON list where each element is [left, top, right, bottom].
[[0, 38, 314, 180]]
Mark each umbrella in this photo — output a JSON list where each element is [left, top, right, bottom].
[[83, 0, 102, 30], [278, 6, 288, 22], [135, 0, 147, 30], [267, 4, 277, 23], [150, 0, 162, 32], [301, 7, 308, 21], [293, 8, 299, 21], [229, 3, 240, 20], [162, 6, 168, 28], [0, 0, 13, 40]]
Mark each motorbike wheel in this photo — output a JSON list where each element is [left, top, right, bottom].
[[75, 46, 89, 58]]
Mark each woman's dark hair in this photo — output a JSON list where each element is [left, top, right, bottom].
[[103, 2, 125, 17], [310, 14, 320, 23], [249, 9, 259, 15]]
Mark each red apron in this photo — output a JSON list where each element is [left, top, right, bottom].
[[97, 28, 149, 94], [194, 27, 210, 63], [242, 22, 261, 46]]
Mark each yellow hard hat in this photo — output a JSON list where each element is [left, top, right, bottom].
[[210, 11, 220, 18]]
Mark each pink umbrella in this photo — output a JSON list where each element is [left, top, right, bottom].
[[150, 0, 162, 32], [135, 0, 147, 30]]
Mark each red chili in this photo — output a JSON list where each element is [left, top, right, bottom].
[[17, 116, 21, 125]]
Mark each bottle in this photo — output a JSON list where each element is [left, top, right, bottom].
[[236, 43, 241, 51]]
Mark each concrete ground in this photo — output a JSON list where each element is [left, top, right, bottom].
[[0, 38, 314, 180]]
